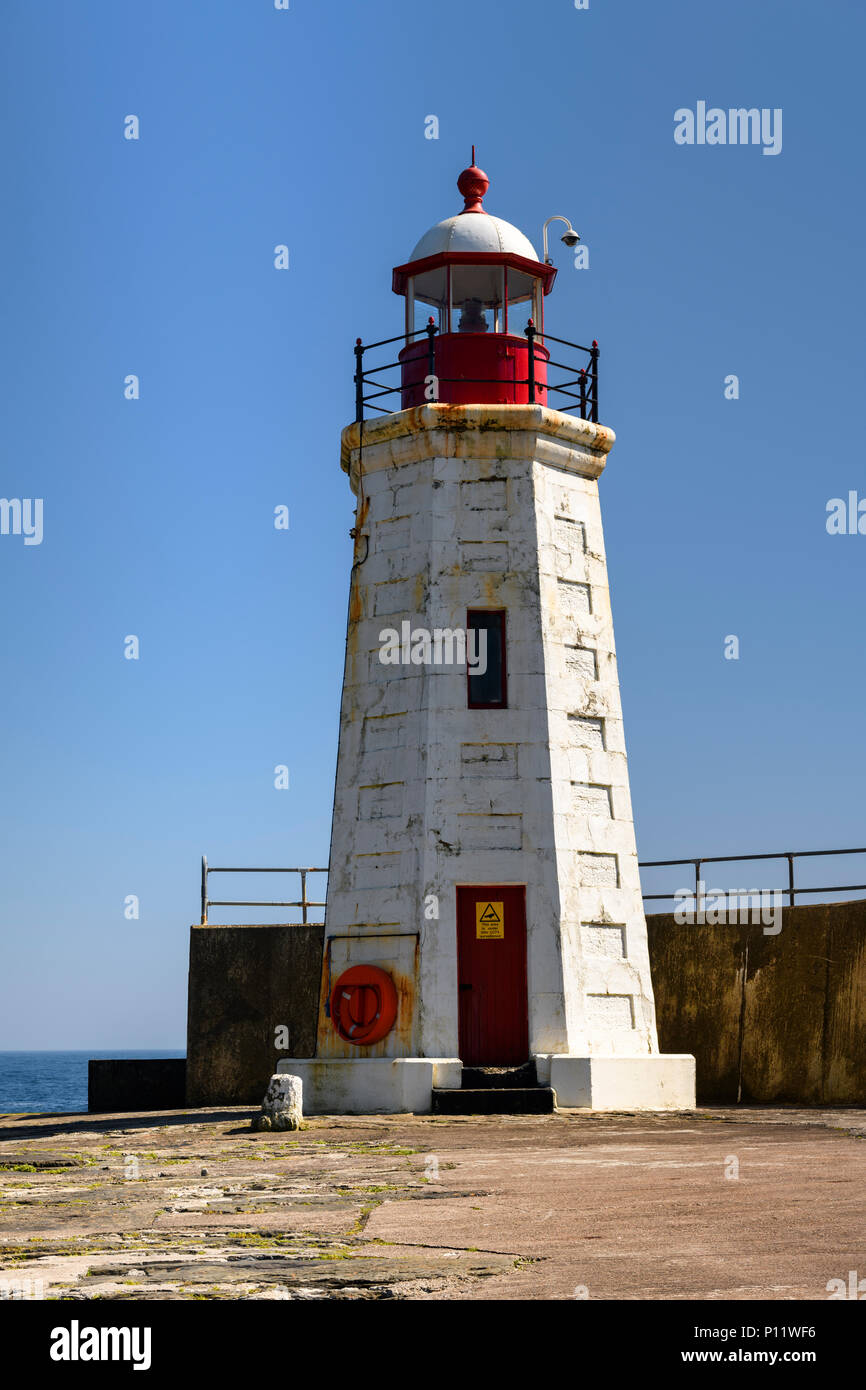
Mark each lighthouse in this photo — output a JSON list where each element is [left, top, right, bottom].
[[278, 157, 695, 1113]]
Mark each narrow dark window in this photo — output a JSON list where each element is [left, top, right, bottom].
[[467, 609, 507, 709]]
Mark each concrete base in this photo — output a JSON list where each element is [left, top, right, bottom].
[[535, 1053, 695, 1110], [275, 1058, 462, 1114], [276, 1054, 695, 1114]]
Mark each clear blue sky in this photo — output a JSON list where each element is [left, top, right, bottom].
[[1, 0, 864, 1048]]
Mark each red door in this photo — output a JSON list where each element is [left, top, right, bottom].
[[456, 885, 528, 1066]]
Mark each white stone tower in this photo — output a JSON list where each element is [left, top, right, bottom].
[[279, 157, 694, 1113]]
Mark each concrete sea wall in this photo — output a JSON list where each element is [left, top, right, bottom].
[[175, 900, 866, 1109], [647, 898, 866, 1105]]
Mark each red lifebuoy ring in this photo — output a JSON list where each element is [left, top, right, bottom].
[[330, 965, 398, 1045]]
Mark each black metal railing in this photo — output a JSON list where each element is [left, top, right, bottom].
[[640, 846, 866, 910], [199, 856, 327, 925], [353, 320, 599, 424]]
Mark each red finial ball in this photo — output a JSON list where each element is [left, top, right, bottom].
[[457, 148, 489, 214]]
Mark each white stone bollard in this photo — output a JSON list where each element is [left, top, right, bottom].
[[253, 1073, 303, 1131]]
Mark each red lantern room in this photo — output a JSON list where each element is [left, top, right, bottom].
[[392, 152, 557, 409]]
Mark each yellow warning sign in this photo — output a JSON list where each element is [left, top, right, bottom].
[[476, 901, 504, 939]]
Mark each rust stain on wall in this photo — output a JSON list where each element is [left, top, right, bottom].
[[314, 934, 420, 1060]]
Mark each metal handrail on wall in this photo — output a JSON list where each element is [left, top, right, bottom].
[[353, 320, 599, 424], [640, 846, 866, 910], [199, 856, 327, 926], [198, 846, 866, 925]]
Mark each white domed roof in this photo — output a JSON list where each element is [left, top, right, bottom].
[[410, 213, 539, 264]]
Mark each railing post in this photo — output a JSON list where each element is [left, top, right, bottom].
[[300, 869, 308, 924], [200, 855, 208, 926], [526, 319, 536, 403], [694, 860, 702, 920], [426, 316, 437, 394], [579, 367, 587, 421], [590, 340, 599, 423], [787, 854, 795, 908], [354, 338, 364, 423]]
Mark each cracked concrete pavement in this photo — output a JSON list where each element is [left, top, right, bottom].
[[1, 1105, 864, 1300]]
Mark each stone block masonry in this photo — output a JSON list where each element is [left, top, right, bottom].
[[254, 400, 701, 1114]]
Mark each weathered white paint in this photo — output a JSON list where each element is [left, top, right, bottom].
[[278, 403, 694, 1112], [253, 1072, 303, 1131], [275, 1058, 462, 1114], [409, 212, 539, 264], [545, 1054, 697, 1110]]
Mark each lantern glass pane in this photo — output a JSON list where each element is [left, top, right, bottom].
[[412, 265, 448, 308], [450, 265, 504, 334], [506, 267, 537, 321]]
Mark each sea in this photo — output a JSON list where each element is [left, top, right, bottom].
[[0, 1051, 185, 1114]]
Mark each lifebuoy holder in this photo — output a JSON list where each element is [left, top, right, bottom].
[[330, 964, 399, 1045]]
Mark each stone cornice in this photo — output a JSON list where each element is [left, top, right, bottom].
[[340, 404, 616, 492]]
